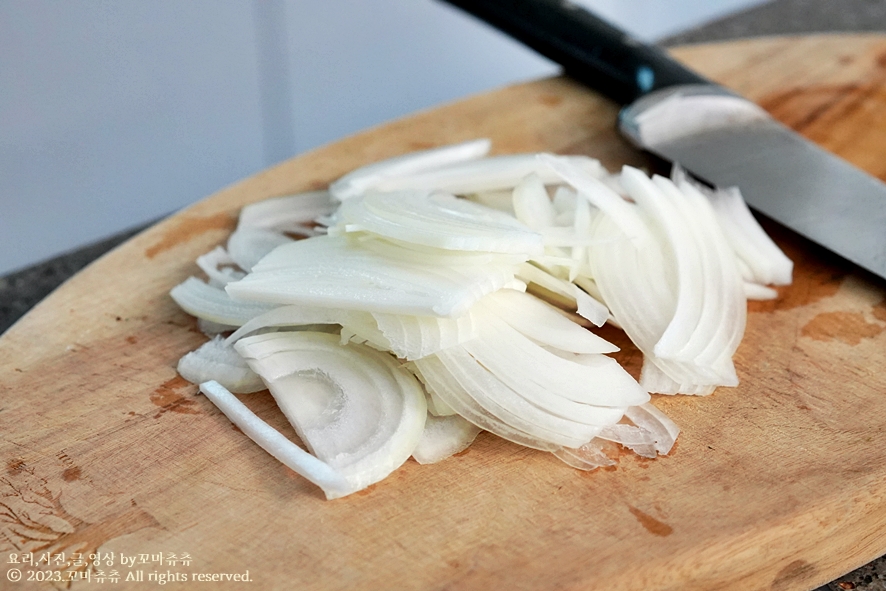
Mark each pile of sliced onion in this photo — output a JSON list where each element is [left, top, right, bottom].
[[171, 139, 792, 499]]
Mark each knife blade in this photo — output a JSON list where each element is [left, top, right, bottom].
[[439, 0, 886, 280]]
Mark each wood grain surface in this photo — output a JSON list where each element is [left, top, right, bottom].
[[2, 34, 886, 591]]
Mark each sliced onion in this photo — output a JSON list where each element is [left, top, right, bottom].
[[171, 277, 274, 326], [237, 190, 336, 233], [197, 317, 239, 336], [412, 414, 482, 464], [639, 356, 718, 396], [223, 289, 476, 361], [590, 214, 701, 387], [569, 190, 594, 281], [170, 139, 796, 492], [589, 167, 746, 393], [196, 246, 245, 287], [552, 185, 578, 224], [330, 139, 492, 201], [464, 189, 516, 214], [478, 289, 617, 354], [621, 169, 705, 360], [553, 440, 616, 470], [225, 235, 518, 317], [624, 402, 680, 454], [744, 282, 778, 300], [368, 153, 606, 196], [371, 309, 478, 360], [539, 153, 649, 241], [677, 181, 746, 368], [339, 315, 396, 353], [233, 331, 427, 497], [554, 400, 679, 470], [597, 423, 658, 458], [353, 234, 527, 267], [672, 165, 792, 286], [512, 173, 556, 230], [461, 313, 646, 409], [200, 380, 353, 498], [435, 344, 619, 446], [409, 355, 567, 451], [425, 387, 457, 416], [539, 226, 608, 248], [227, 228, 294, 273], [516, 262, 609, 326], [334, 189, 543, 256], [179, 336, 265, 393], [225, 304, 359, 343]]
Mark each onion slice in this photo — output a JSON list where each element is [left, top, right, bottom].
[[512, 173, 556, 230], [171, 277, 274, 326], [196, 246, 245, 287], [371, 310, 478, 360], [553, 440, 617, 470], [588, 166, 746, 394], [334, 189, 543, 256], [200, 380, 353, 498], [179, 336, 265, 394], [368, 153, 607, 196], [330, 139, 492, 201], [624, 402, 680, 455], [226, 235, 519, 317], [233, 331, 427, 498], [516, 263, 609, 326], [412, 414, 482, 464], [460, 313, 647, 408], [410, 355, 567, 451], [671, 165, 792, 286], [237, 190, 336, 233], [478, 289, 617, 354], [227, 228, 294, 273], [539, 153, 649, 241]]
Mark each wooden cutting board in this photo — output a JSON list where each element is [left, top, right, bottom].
[[3, 34, 886, 591]]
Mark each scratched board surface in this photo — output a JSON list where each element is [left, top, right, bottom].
[[2, 35, 886, 591]]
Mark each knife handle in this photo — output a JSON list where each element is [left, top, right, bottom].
[[440, 0, 709, 103]]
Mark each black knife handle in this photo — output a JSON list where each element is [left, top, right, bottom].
[[440, 0, 709, 104]]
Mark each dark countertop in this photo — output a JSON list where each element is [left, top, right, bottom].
[[3, 1, 885, 588]]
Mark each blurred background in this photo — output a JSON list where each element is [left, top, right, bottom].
[[0, 0, 771, 276]]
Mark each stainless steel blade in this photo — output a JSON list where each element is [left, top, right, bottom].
[[620, 84, 886, 279]]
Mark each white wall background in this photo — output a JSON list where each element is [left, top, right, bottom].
[[0, 0, 769, 275]]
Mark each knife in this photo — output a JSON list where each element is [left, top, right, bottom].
[[439, 0, 886, 280]]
